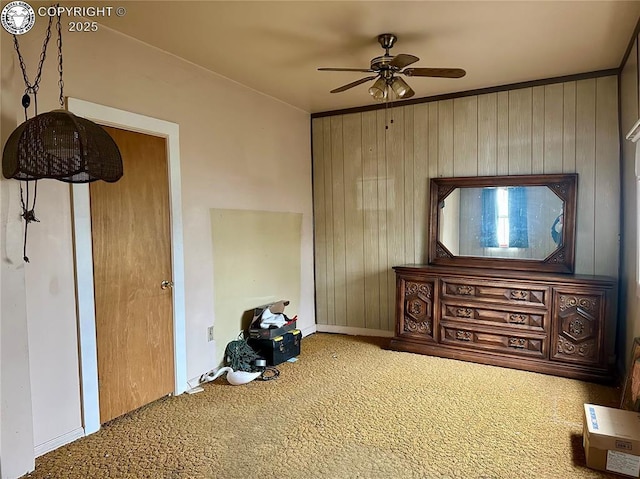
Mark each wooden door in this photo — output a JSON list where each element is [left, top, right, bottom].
[[90, 126, 174, 424]]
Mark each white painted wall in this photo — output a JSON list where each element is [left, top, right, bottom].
[[24, 183, 83, 453], [0, 29, 35, 479], [0, 181, 35, 479], [0, 16, 314, 477]]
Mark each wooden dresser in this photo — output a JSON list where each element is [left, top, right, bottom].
[[389, 265, 617, 383]]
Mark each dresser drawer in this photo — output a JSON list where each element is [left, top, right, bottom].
[[398, 278, 437, 341], [440, 324, 547, 359], [441, 302, 546, 332], [441, 278, 549, 309], [550, 288, 607, 367]]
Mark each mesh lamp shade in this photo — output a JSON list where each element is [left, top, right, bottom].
[[2, 110, 123, 183], [368, 77, 388, 101]]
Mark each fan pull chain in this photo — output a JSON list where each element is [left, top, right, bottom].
[[385, 86, 389, 129], [384, 86, 395, 130]]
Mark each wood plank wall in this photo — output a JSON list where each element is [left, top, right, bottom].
[[312, 76, 620, 332], [619, 38, 639, 369]]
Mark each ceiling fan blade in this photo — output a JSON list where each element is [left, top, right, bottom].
[[389, 54, 419, 69], [330, 76, 377, 93], [402, 68, 467, 78], [318, 67, 374, 72]]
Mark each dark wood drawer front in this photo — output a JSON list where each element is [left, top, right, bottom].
[[441, 302, 546, 332], [551, 290, 605, 366], [440, 325, 547, 359], [392, 265, 615, 383], [442, 278, 548, 309], [399, 279, 436, 340]]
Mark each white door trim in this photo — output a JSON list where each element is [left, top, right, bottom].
[[67, 98, 187, 435]]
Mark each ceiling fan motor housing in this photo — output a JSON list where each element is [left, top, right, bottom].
[[378, 33, 397, 51], [372, 33, 399, 72], [370, 55, 396, 72]]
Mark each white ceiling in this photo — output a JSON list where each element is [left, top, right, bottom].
[[96, 1, 640, 114]]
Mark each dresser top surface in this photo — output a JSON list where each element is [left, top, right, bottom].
[[393, 264, 616, 286]]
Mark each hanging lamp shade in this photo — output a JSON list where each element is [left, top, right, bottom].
[[2, 109, 123, 183]]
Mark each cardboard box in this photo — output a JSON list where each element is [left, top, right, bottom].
[[248, 319, 297, 339], [584, 404, 640, 477], [248, 300, 297, 339]]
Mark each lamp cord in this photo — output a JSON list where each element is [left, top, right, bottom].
[[19, 183, 39, 263], [260, 367, 280, 381]]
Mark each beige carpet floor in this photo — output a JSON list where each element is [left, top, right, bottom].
[[24, 333, 622, 479]]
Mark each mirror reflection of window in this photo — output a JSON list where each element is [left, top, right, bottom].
[[496, 187, 509, 247], [481, 188, 498, 248], [509, 187, 529, 248], [481, 187, 529, 249]]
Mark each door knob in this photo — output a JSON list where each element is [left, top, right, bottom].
[[161, 280, 174, 290]]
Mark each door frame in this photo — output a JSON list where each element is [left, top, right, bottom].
[[68, 98, 187, 435]]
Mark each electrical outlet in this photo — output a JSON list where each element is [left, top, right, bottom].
[[207, 326, 214, 342]]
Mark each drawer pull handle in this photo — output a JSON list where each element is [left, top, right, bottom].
[[510, 290, 528, 301], [456, 331, 472, 341], [509, 338, 526, 349], [508, 314, 527, 324], [568, 319, 585, 336], [456, 285, 474, 296], [408, 300, 424, 316]]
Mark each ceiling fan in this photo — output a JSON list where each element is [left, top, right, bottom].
[[318, 33, 466, 101]]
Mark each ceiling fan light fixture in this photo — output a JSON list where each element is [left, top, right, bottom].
[[391, 77, 413, 99], [368, 77, 387, 101]]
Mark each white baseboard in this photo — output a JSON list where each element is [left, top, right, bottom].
[[316, 324, 394, 338], [300, 323, 317, 337], [34, 427, 85, 457]]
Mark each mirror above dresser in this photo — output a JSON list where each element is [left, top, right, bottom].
[[429, 174, 577, 273], [390, 173, 617, 383]]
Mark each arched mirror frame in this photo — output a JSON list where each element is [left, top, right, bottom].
[[428, 173, 577, 273]]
